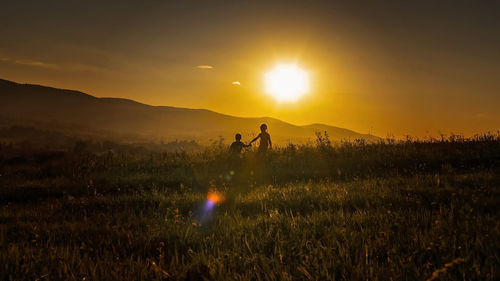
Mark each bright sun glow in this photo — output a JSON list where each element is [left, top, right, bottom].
[[265, 64, 309, 102]]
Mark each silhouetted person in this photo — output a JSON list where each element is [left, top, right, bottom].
[[229, 133, 250, 154], [250, 123, 272, 154]]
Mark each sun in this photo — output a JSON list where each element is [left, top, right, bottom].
[[265, 64, 309, 102]]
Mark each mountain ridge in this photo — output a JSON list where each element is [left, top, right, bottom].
[[0, 78, 379, 144]]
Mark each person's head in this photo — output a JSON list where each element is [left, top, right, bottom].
[[235, 133, 242, 141], [260, 123, 268, 132]]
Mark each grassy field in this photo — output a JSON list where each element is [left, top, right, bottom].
[[1, 133, 499, 280]]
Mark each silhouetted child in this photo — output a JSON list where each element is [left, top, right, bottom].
[[229, 133, 250, 154], [250, 123, 272, 153]]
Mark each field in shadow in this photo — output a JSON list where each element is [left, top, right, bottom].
[[1, 133, 499, 280]]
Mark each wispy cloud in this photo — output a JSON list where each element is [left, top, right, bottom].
[[0, 56, 59, 69], [232, 81, 241, 85], [14, 59, 59, 69], [196, 65, 214, 69]]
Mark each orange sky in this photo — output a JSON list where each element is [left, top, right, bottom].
[[1, 1, 499, 138]]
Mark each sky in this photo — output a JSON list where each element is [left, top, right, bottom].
[[1, 0, 499, 138]]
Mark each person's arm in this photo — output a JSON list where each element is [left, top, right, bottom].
[[268, 135, 272, 149], [249, 134, 261, 144]]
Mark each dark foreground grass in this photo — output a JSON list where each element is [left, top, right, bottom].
[[1, 135, 499, 280]]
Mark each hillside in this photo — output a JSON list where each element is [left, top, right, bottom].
[[0, 78, 379, 144]]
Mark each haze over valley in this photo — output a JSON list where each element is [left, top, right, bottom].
[[0, 78, 377, 147]]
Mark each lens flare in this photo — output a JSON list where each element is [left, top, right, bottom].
[[204, 200, 215, 213], [193, 189, 225, 227], [207, 191, 223, 204], [202, 190, 225, 215]]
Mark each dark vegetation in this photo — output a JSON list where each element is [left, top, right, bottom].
[[1, 132, 499, 280]]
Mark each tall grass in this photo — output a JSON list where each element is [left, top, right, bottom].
[[0, 133, 499, 280]]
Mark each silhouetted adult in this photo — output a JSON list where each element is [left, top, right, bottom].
[[250, 124, 272, 153]]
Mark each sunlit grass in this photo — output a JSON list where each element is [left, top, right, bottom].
[[0, 133, 499, 280]]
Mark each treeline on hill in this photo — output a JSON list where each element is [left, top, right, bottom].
[[1, 131, 499, 203], [0, 125, 203, 154]]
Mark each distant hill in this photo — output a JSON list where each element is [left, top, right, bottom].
[[0, 78, 379, 145]]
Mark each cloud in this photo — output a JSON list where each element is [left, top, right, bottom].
[[14, 59, 59, 69], [0, 56, 59, 69], [232, 81, 241, 85], [196, 65, 214, 69]]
